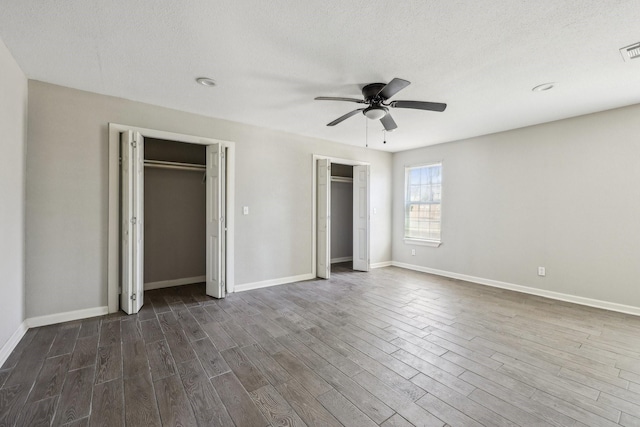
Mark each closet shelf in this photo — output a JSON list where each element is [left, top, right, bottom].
[[144, 159, 206, 172]]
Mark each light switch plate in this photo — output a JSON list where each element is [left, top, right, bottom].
[[243, 206, 249, 215]]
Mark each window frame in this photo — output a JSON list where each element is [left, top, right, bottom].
[[403, 161, 443, 247]]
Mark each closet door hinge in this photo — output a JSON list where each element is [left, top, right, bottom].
[[131, 293, 137, 301], [131, 140, 137, 148], [220, 151, 225, 159], [131, 217, 137, 225]]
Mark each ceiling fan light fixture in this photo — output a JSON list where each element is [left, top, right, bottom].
[[363, 106, 388, 120]]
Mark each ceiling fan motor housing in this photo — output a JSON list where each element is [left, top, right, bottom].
[[362, 83, 389, 119], [362, 83, 387, 102]]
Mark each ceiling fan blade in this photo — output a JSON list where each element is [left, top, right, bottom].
[[390, 100, 447, 112], [315, 96, 365, 103], [327, 109, 364, 126], [380, 113, 398, 131], [377, 78, 411, 99]]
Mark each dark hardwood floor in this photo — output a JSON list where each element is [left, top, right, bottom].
[[2, 264, 640, 426]]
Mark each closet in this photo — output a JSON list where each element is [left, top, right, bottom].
[[330, 163, 354, 270], [113, 126, 229, 314], [316, 157, 369, 279], [143, 138, 206, 290]]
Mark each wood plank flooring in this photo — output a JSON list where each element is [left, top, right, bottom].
[[2, 263, 640, 426]]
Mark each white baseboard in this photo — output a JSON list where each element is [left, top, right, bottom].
[[1, 307, 110, 366], [371, 261, 392, 269], [0, 321, 28, 368], [392, 261, 640, 317], [331, 256, 353, 264], [144, 275, 206, 291], [235, 273, 316, 293], [26, 306, 109, 328]]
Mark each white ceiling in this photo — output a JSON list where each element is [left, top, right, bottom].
[[1, 0, 640, 152]]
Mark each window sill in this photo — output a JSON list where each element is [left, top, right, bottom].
[[404, 238, 442, 248]]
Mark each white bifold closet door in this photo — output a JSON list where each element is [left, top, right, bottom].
[[352, 165, 370, 271], [317, 159, 331, 279], [206, 144, 226, 298], [120, 130, 145, 314]]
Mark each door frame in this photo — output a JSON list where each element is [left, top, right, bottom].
[[311, 154, 370, 278], [107, 123, 235, 314]]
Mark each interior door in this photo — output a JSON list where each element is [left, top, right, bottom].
[[120, 130, 144, 314], [206, 143, 225, 298], [317, 159, 331, 279], [352, 164, 370, 271]]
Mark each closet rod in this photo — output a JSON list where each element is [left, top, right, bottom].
[[144, 159, 206, 172], [331, 176, 353, 183]]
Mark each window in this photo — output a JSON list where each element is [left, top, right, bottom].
[[405, 163, 442, 244]]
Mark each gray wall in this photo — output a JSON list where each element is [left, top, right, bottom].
[[330, 181, 353, 261], [16, 77, 640, 320], [144, 168, 206, 284], [393, 104, 640, 308], [0, 39, 27, 348], [26, 81, 393, 318]]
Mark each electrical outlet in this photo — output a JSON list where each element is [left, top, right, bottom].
[[411, 249, 416, 256], [538, 266, 546, 276]]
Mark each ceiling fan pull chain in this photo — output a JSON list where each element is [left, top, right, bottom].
[[365, 118, 368, 148]]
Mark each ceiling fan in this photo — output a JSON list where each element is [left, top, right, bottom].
[[315, 78, 446, 131]]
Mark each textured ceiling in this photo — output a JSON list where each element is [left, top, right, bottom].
[[1, 0, 640, 152]]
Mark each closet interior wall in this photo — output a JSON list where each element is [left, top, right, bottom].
[[144, 138, 206, 288], [330, 163, 353, 264]]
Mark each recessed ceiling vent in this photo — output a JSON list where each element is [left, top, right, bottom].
[[620, 42, 640, 62]]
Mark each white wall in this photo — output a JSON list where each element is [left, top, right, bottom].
[[393, 104, 640, 309], [26, 81, 393, 318], [0, 39, 27, 350]]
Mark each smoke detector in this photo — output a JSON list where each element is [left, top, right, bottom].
[[620, 42, 640, 62], [532, 83, 556, 92]]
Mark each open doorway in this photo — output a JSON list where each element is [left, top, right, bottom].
[[143, 138, 207, 291], [314, 156, 370, 280], [107, 124, 235, 315], [330, 164, 354, 272]]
